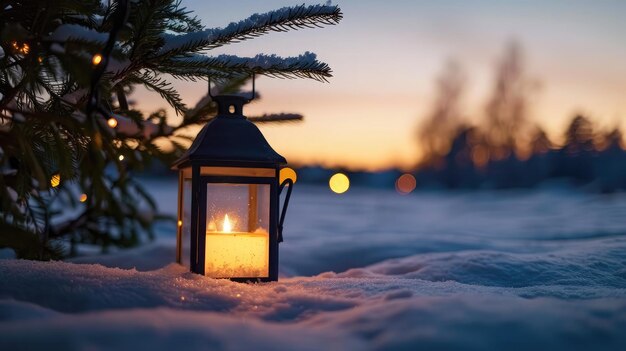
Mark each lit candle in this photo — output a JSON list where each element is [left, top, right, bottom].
[[205, 214, 269, 278]]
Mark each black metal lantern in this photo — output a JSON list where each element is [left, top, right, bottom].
[[172, 94, 293, 282]]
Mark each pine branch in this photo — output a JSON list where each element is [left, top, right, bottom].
[[248, 113, 303, 124], [129, 71, 186, 116], [167, 52, 332, 81], [157, 3, 342, 57]]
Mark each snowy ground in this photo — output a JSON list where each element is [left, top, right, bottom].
[[2, 180, 626, 350]]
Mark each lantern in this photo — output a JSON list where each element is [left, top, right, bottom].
[[172, 94, 293, 282]]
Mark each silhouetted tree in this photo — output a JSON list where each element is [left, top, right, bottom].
[[417, 59, 466, 166], [484, 41, 536, 159]]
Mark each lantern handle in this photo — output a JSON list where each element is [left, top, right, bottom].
[[207, 74, 256, 102], [278, 178, 293, 243]]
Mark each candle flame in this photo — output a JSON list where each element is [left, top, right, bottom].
[[223, 214, 232, 233]]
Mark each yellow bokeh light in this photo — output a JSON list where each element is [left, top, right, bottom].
[[107, 117, 118, 128], [279, 167, 297, 184], [118, 155, 125, 161], [92, 54, 103, 65], [396, 173, 416, 195], [79, 193, 88, 202], [177, 220, 183, 227], [329, 173, 350, 194], [50, 173, 61, 188]]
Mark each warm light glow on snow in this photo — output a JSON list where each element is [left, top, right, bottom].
[[92, 54, 102, 65], [50, 174, 61, 188], [279, 167, 297, 184], [329, 173, 350, 194], [396, 174, 416, 195], [107, 118, 118, 128], [223, 214, 232, 233], [79, 193, 88, 202]]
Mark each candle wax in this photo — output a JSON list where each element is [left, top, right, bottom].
[[204, 231, 269, 278]]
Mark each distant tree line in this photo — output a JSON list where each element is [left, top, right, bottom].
[[417, 115, 626, 192], [415, 42, 626, 192]]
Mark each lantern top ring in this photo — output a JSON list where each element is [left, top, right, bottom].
[[208, 74, 256, 103]]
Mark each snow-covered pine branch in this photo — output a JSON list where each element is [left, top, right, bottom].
[[248, 113, 303, 124], [48, 24, 108, 43], [158, 3, 342, 56], [166, 52, 332, 82]]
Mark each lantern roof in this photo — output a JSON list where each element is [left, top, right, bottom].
[[172, 95, 287, 169]]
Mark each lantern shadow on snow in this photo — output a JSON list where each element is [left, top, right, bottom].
[[172, 94, 293, 282]]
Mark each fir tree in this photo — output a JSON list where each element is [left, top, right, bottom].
[[0, 0, 342, 259]]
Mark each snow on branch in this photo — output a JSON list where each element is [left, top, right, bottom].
[[47, 24, 108, 43], [169, 52, 332, 81], [158, 3, 342, 55], [248, 113, 303, 124]]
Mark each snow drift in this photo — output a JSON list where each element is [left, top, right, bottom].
[[2, 184, 626, 350]]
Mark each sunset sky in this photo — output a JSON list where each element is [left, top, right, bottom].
[[134, 0, 626, 170]]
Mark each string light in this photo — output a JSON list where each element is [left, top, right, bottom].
[[118, 155, 125, 161], [107, 117, 118, 128], [92, 54, 103, 65], [79, 193, 88, 202], [11, 41, 29, 55], [50, 174, 61, 188]]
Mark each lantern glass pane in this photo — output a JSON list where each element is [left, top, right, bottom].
[[204, 183, 270, 278], [180, 178, 192, 268]]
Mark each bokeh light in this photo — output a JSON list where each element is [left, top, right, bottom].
[[79, 193, 88, 202], [118, 155, 125, 161], [107, 117, 118, 128], [329, 173, 350, 194], [279, 167, 297, 184], [395, 173, 416, 195], [50, 174, 61, 188], [11, 41, 29, 55], [92, 54, 102, 65]]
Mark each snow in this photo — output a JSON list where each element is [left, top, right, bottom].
[[2, 183, 626, 350], [174, 52, 324, 77], [160, 4, 340, 53], [48, 24, 108, 43]]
